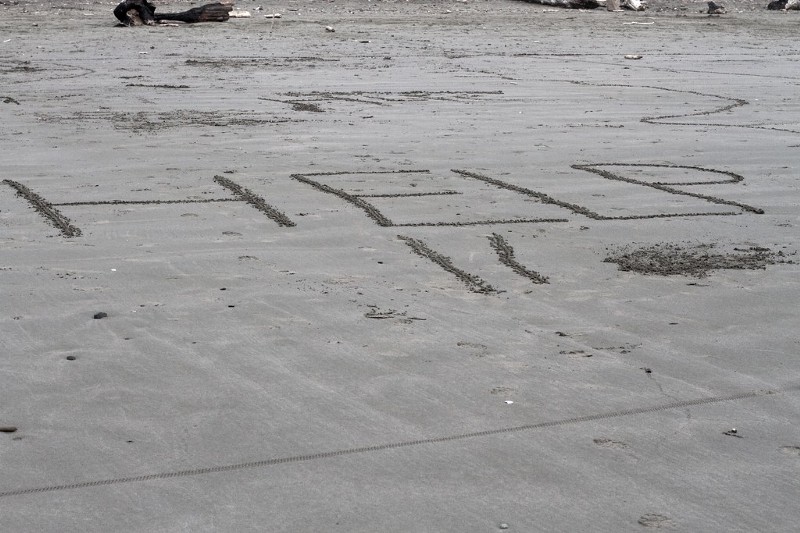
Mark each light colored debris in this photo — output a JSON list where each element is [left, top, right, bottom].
[[621, 0, 646, 10]]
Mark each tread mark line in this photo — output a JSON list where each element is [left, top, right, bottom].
[[0, 385, 795, 499], [565, 81, 799, 134], [572, 164, 764, 215], [292, 173, 395, 226], [453, 166, 762, 219], [488, 233, 549, 284], [213, 175, 295, 227], [397, 234, 496, 294], [53, 198, 238, 206], [3, 179, 82, 237]]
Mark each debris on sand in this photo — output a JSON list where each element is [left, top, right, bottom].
[[768, 0, 799, 9], [609, 0, 646, 10], [558, 0, 646, 10], [707, 1, 726, 13], [604, 242, 782, 277], [114, 0, 234, 26], [621, 0, 646, 10], [515, 0, 601, 10], [364, 306, 426, 322], [291, 102, 324, 113]]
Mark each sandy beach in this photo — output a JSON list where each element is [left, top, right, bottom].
[[1, 1, 799, 530]]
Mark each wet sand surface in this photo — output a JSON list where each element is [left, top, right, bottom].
[[1, 1, 799, 531]]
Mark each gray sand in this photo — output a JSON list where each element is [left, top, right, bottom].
[[1, 1, 799, 531]]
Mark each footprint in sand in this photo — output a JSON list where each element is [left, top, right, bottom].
[[457, 341, 489, 357], [779, 446, 800, 457], [638, 513, 673, 528], [593, 437, 628, 449]]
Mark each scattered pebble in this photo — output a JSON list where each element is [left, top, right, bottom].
[[325, 26, 335, 32], [499, 524, 510, 530], [66, 355, 77, 361], [93, 312, 108, 319], [723, 428, 742, 438]]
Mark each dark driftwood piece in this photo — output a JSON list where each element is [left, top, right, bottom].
[[768, 0, 799, 8], [515, 0, 600, 9], [114, 0, 233, 26]]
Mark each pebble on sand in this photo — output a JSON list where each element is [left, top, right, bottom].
[[93, 312, 108, 319], [0, 426, 18, 433]]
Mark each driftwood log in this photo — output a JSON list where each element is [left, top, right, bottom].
[[621, 0, 646, 10], [768, 0, 799, 8], [516, 0, 600, 8], [114, 0, 234, 26], [516, 0, 646, 9]]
